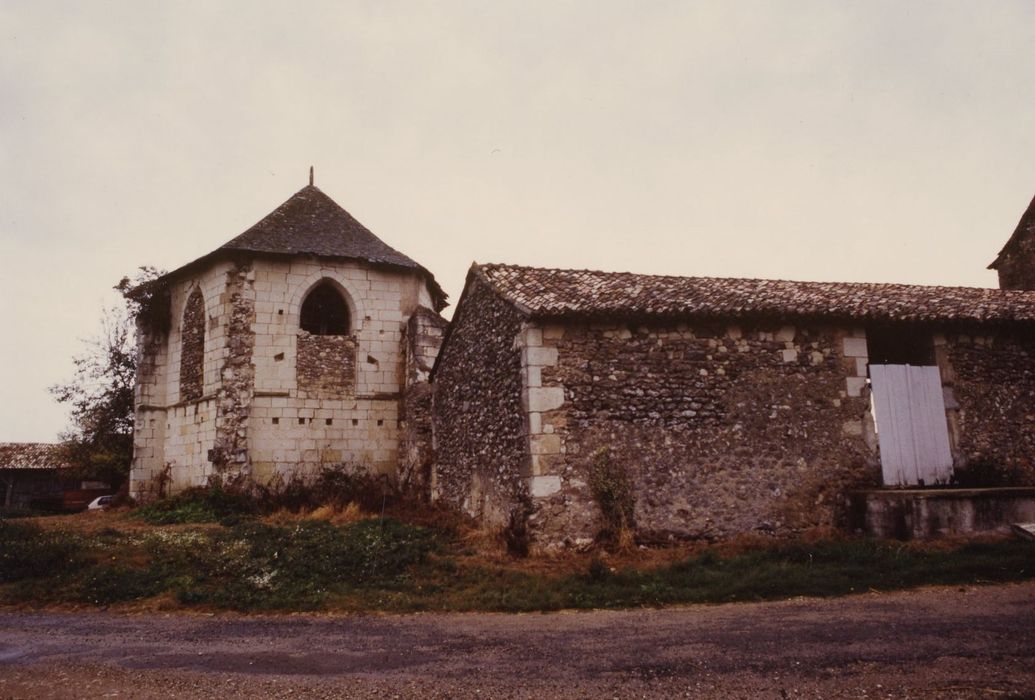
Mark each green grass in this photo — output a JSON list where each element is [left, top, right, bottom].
[[2, 515, 1032, 612]]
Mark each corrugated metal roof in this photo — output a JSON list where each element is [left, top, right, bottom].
[[477, 263, 1035, 324]]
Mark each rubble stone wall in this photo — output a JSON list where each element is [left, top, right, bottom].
[[432, 278, 529, 528], [400, 308, 448, 494], [296, 333, 357, 398], [524, 319, 880, 547], [995, 234, 1035, 291], [178, 287, 206, 402], [941, 330, 1035, 484]]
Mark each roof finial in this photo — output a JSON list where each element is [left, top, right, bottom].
[[309, 166, 314, 186]]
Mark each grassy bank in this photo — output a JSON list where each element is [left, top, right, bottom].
[[2, 509, 1033, 613]]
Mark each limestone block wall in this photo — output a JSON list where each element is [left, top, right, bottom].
[[131, 262, 233, 498], [244, 258, 429, 480], [431, 277, 529, 528], [132, 254, 437, 498], [522, 320, 880, 547]]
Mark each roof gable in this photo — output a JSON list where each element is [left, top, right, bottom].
[[476, 263, 1035, 325], [990, 191, 1035, 269]]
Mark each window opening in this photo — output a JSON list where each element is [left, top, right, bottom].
[[300, 281, 350, 335]]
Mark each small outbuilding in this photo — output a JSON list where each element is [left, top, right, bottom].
[[0, 442, 76, 510], [431, 262, 1035, 548]]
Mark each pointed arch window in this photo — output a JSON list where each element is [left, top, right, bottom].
[[300, 281, 350, 335], [179, 287, 205, 402]]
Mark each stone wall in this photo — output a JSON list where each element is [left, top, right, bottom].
[[130, 261, 232, 499], [210, 261, 257, 478], [995, 236, 1035, 291], [245, 258, 428, 481], [131, 255, 438, 498], [432, 278, 529, 528], [942, 330, 1035, 484], [296, 333, 357, 398], [399, 307, 448, 494], [524, 320, 880, 547], [178, 287, 205, 402]]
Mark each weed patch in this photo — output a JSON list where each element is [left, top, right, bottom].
[[3, 512, 1033, 613], [0, 521, 84, 583]]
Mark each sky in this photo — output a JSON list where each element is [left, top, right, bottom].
[[2, 1, 1035, 443]]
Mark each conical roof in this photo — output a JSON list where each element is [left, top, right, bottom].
[[146, 184, 446, 310], [219, 185, 425, 268]]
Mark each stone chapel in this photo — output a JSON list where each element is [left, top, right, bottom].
[[128, 177, 447, 500]]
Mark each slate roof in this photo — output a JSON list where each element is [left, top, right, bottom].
[[989, 192, 1035, 270], [476, 263, 1035, 325], [150, 184, 446, 310], [0, 443, 68, 470]]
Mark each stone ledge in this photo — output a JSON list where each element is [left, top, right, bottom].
[[849, 487, 1035, 539]]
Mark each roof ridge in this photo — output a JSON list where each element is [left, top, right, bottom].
[[480, 262, 1010, 295], [477, 262, 1035, 324]]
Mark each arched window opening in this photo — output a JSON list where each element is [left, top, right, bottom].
[[300, 281, 350, 335], [179, 287, 205, 402]]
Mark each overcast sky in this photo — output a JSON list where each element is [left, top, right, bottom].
[[2, 1, 1034, 443]]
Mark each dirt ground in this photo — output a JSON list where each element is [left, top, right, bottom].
[[1, 581, 1034, 699]]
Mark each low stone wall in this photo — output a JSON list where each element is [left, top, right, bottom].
[[850, 487, 1035, 539]]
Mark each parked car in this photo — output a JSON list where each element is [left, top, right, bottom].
[[87, 495, 114, 510]]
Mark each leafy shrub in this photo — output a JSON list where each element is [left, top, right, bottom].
[[136, 480, 258, 524], [135, 464, 394, 525], [587, 447, 635, 546], [254, 464, 395, 513]]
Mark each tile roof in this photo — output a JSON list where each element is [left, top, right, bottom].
[[151, 184, 446, 310], [218, 185, 423, 267], [0, 443, 69, 470], [477, 263, 1035, 325]]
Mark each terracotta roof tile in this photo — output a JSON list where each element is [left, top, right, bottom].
[[478, 263, 1035, 325], [0, 443, 68, 470]]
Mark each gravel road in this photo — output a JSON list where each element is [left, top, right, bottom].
[[2, 582, 1034, 698]]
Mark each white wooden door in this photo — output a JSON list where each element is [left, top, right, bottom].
[[869, 364, 953, 486]]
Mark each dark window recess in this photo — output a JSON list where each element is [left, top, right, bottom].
[[352, 419, 359, 426], [272, 417, 279, 425], [299, 281, 350, 335], [377, 419, 384, 427], [866, 326, 936, 366], [325, 418, 333, 426], [298, 417, 306, 425]]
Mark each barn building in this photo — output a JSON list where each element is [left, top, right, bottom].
[[431, 199, 1035, 548]]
